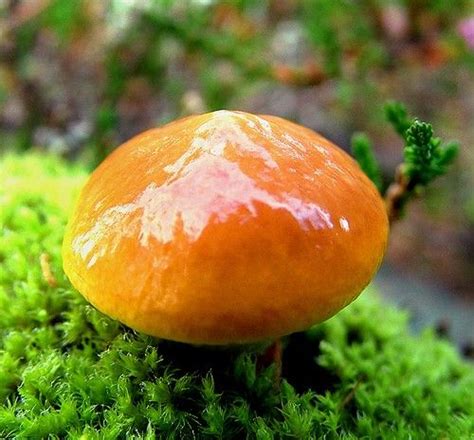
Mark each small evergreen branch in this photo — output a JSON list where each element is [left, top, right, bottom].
[[384, 108, 459, 222], [351, 132, 383, 192], [384, 101, 412, 137], [403, 121, 459, 186], [352, 101, 459, 223]]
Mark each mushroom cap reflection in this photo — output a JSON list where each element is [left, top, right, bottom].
[[62, 111, 389, 344]]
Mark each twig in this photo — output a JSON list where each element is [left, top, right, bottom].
[[40, 253, 57, 287], [384, 165, 411, 224], [340, 377, 363, 409]]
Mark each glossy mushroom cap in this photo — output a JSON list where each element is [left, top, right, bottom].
[[63, 111, 388, 345]]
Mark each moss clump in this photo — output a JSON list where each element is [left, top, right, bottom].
[[1, 153, 473, 439]]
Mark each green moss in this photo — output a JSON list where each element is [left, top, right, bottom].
[[1, 153, 473, 439]]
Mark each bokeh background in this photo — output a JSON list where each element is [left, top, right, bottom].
[[1, 0, 473, 354]]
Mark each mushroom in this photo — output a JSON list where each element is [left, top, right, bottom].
[[63, 110, 388, 346]]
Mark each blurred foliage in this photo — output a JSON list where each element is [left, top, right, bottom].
[[1, 0, 473, 163], [1, 153, 473, 438]]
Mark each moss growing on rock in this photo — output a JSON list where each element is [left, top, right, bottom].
[[1, 153, 473, 439]]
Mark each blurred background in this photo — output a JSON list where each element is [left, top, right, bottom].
[[0, 0, 473, 353]]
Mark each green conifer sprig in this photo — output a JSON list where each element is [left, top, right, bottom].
[[350, 133, 383, 191], [403, 120, 459, 187], [384, 100, 412, 137], [385, 102, 459, 221], [352, 101, 459, 222]]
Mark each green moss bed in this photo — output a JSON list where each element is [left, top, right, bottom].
[[1, 153, 473, 439]]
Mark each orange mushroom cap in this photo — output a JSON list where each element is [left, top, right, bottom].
[[62, 111, 388, 345]]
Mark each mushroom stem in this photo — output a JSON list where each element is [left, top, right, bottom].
[[257, 338, 282, 386]]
